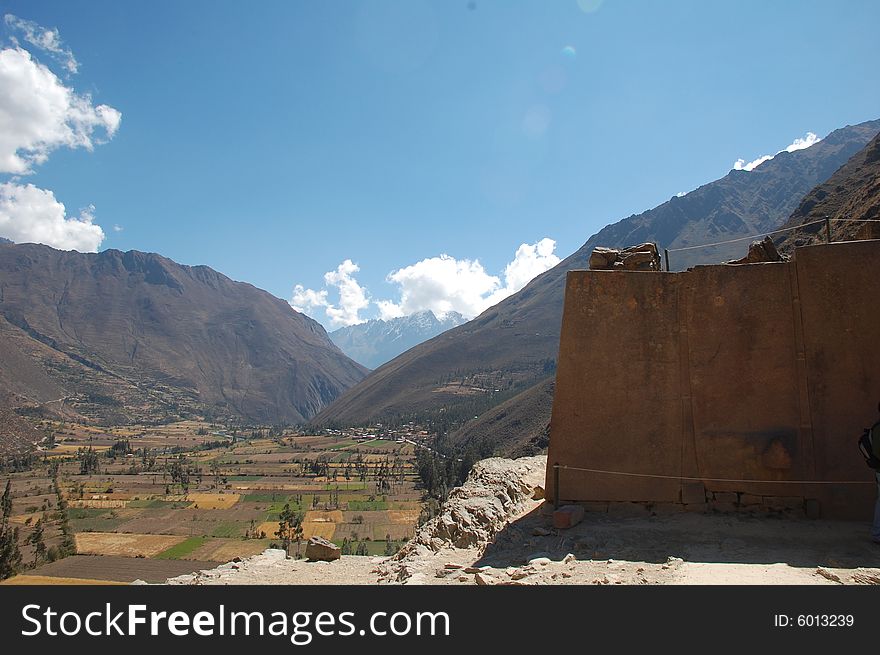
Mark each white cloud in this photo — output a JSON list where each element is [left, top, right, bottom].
[[380, 254, 501, 320], [291, 259, 370, 328], [0, 46, 121, 175], [323, 259, 370, 327], [112, 224, 123, 232], [496, 238, 560, 296], [379, 238, 560, 320], [0, 22, 120, 252], [4, 14, 79, 74], [0, 182, 104, 251], [291, 285, 329, 311], [785, 132, 821, 153], [733, 131, 821, 172], [292, 239, 561, 328]]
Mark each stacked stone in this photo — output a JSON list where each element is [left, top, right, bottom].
[[589, 242, 661, 271]]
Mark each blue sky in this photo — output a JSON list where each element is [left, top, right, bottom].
[[1, 0, 879, 328]]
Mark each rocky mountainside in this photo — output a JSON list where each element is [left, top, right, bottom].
[[0, 243, 367, 424], [0, 408, 44, 455], [329, 310, 466, 370], [314, 119, 880, 435], [446, 378, 554, 457], [776, 131, 880, 252]]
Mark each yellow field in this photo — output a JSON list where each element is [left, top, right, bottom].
[[302, 523, 336, 540], [184, 493, 239, 509], [256, 519, 338, 541], [75, 532, 185, 557], [302, 510, 344, 540], [0, 575, 127, 585], [387, 509, 421, 523], [257, 521, 280, 538], [10, 512, 43, 525], [189, 539, 270, 562]]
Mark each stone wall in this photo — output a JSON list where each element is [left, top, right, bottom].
[[545, 239, 880, 519]]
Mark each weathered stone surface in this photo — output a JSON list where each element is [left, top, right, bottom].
[[552, 504, 585, 529], [547, 241, 880, 520], [580, 501, 610, 513], [590, 243, 661, 271], [621, 250, 657, 270], [731, 236, 786, 264], [589, 247, 621, 270], [816, 567, 842, 583], [474, 572, 491, 586], [681, 482, 706, 505], [760, 441, 793, 470], [305, 536, 341, 561], [396, 456, 546, 554]]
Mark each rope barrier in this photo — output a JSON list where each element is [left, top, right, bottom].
[[666, 217, 880, 254], [666, 219, 827, 252], [554, 463, 877, 485]]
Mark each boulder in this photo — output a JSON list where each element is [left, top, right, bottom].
[[589, 247, 621, 270], [305, 536, 341, 562], [731, 236, 786, 264], [621, 250, 658, 270], [620, 243, 661, 270], [552, 504, 585, 529]]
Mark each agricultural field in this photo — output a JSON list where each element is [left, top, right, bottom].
[[0, 421, 425, 584]]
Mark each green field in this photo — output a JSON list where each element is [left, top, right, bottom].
[[210, 522, 244, 538], [154, 537, 209, 560]]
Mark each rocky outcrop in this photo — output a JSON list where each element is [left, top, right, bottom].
[[398, 455, 546, 555], [729, 236, 786, 264]]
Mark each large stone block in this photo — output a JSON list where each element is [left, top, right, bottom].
[[305, 536, 341, 561], [680, 482, 706, 505], [552, 504, 585, 529]]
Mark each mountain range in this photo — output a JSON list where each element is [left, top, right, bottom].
[[0, 245, 367, 424], [2, 118, 878, 445], [777, 131, 880, 252], [313, 118, 880, 451], [329, 310, 466, 370]]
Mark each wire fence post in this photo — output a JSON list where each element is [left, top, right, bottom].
[[824, 217, 832, 243], [553, 463, 560, 509], [664, 249, 670, 272]]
